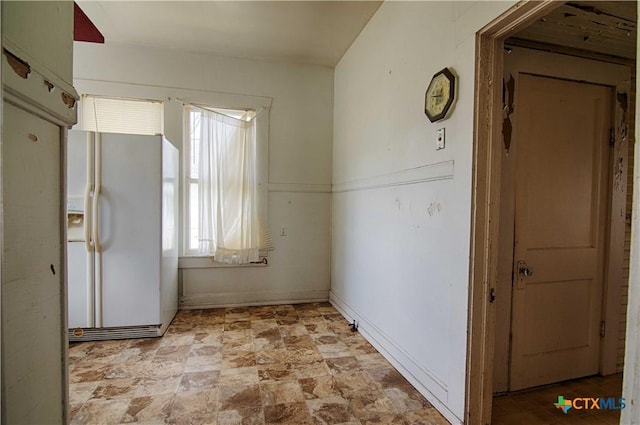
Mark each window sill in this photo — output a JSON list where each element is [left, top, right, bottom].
[[178, 256, 268, 269]]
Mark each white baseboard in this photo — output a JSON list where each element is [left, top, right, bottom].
[[329, 291, 462, 425], [179, 289, 329, 310]]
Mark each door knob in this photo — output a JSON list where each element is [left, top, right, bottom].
[[519, 267, 533, 276], [516, 261, 533, 289], [518, 262, 534, 277]]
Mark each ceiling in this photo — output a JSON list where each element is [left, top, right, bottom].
[[511, 1, 637, 60], [76, 1, 382, 67]]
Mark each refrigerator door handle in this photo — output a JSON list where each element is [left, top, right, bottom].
[[92, 185, 102, 253], [92, 132, 102, 253], [85, 131, 95, 253], [84, 183, 93, 252]]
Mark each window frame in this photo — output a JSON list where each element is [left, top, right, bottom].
[[182, 104, 269, 260], [183, 107, 200, 256]]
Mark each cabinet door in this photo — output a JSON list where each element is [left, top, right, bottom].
[[2, 102, 65, 424]]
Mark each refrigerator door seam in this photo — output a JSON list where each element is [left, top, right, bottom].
[[94, 132, 103, 327], [87, 131, 96, 328]]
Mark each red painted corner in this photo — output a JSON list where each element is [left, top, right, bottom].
[[74, 2, 104, 43]]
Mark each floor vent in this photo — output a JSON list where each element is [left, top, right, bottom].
[[68, 325, 161, 342]]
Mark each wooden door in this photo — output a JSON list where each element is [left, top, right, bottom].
[[509, 74, 612, 390]]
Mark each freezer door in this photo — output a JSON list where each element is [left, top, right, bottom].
[[98, 133, 162, 327], [67, 242, 90, 328], [67, 130, 94, 328], [67, 130, 88, 199]]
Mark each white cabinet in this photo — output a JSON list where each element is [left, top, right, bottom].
[[1, 1, 77, 423], [2, 103, 67, 424], [2, 1, 74, 84]]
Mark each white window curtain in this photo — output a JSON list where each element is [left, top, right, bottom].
[[197, 107, 259, 264]]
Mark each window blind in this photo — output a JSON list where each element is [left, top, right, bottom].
[[81, 95, 163, 135]]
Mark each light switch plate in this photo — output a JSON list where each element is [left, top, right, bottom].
[[436, 128, 445, 150]]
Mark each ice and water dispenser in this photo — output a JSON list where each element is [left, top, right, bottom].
[[67, 196, 85, 241]]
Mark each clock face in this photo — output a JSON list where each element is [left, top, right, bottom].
[[425, 68, 456, 122]]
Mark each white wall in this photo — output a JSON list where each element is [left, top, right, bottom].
[[331, 2, 515, 423], [73, 42, 333, 307]]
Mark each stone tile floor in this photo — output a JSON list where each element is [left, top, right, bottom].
[[492, 374, 623, 425], [69, 303, 451, 424]]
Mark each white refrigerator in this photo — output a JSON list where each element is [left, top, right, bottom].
[[67, 130, 179, 341]]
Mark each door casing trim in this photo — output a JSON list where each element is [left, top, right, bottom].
[[467, 0, 635, 422], [466, 2, 573, 424]]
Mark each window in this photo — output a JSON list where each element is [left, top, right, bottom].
[[184, 105, 266, 263], [185, 108, 201, 253], [80, 95, 163, 135]]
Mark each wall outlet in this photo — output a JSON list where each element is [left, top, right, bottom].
[[280, 226, 287, 236]]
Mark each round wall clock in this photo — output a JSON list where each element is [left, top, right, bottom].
[[424, 68, 456, 122]]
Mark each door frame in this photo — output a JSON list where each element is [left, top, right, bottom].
[[465, 1, 635, 423]]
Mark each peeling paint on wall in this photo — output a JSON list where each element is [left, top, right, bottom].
[[61, 92, 77, 108], [613, 91, 630, 193], [617, 92, 629, 142], [427, 202, 442, 216], [395, 197, 402, 210], [614, 157, 624, 191], [566, 2, 630, 23], [502, 74, 515, 152], [3, 48, 31, 79]]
